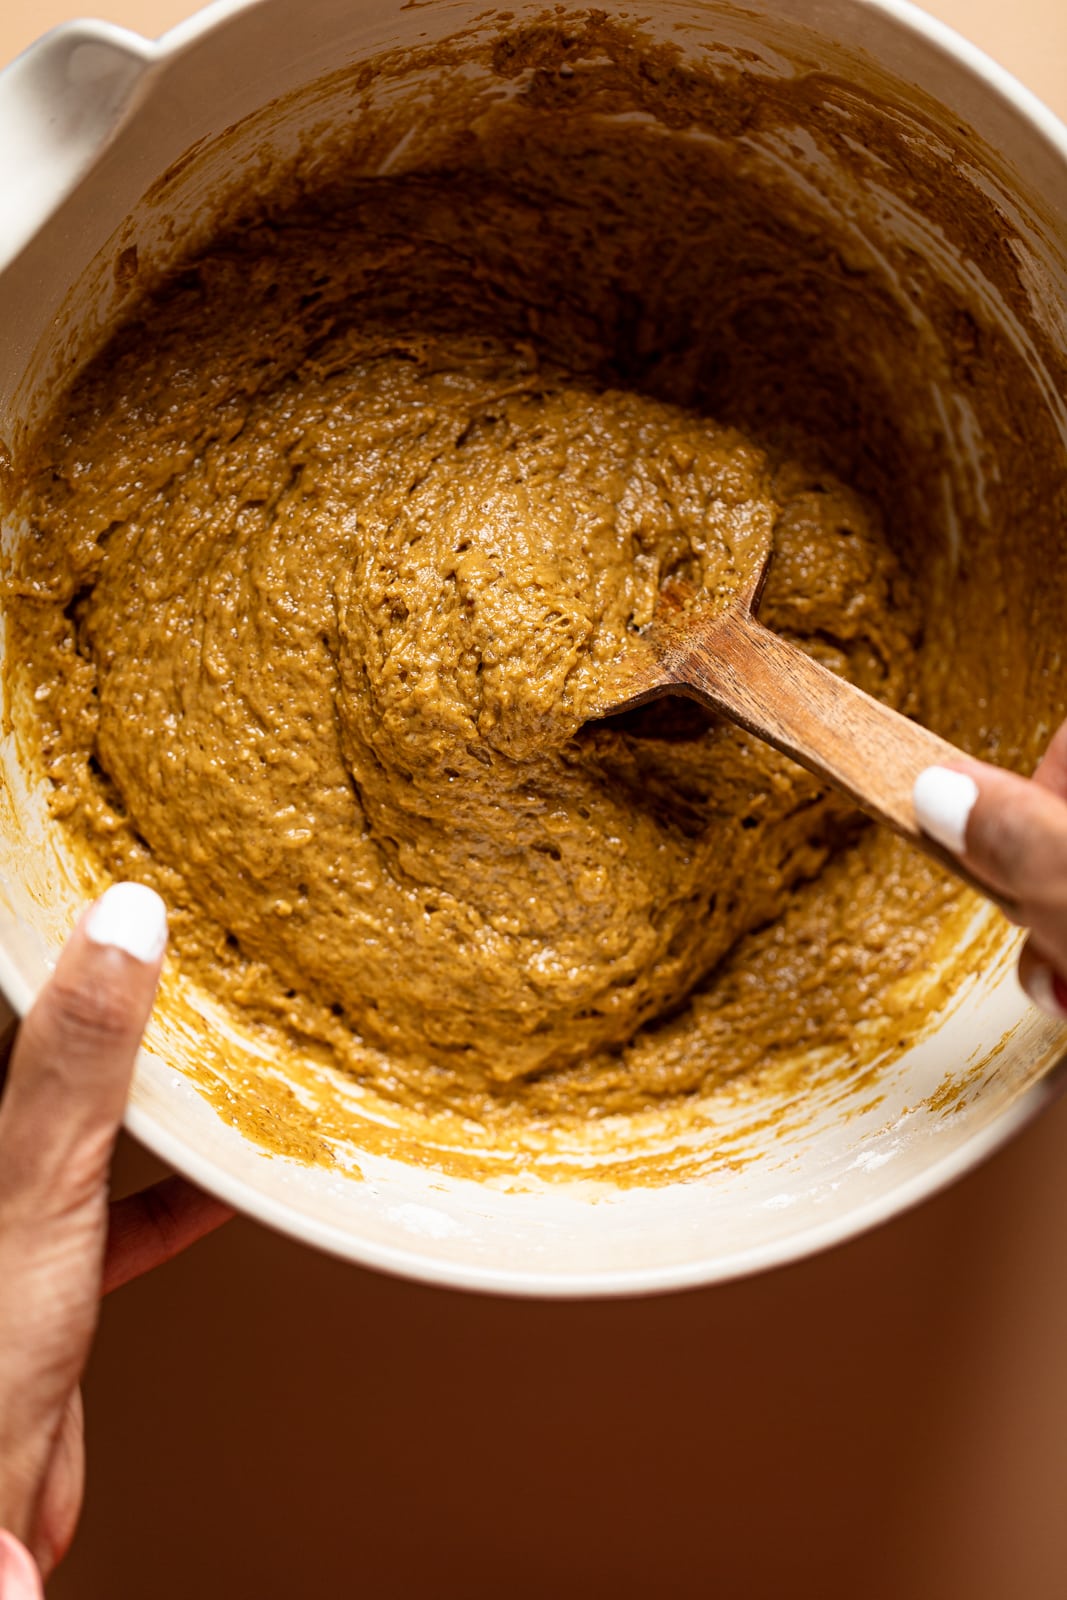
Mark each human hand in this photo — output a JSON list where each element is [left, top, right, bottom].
[[915, 718, 1067, 1018], [0, 884, 232, 1594]]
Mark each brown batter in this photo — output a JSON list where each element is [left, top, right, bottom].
[[11, 10, 1046, 1155]]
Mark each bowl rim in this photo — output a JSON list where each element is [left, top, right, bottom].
[[121, 1061, 1067, 1298]]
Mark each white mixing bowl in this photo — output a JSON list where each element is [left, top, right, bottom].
[[0, 0, 1065, 1295]]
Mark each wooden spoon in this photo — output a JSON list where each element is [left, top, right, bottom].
[[590, 548, 1002, 906]]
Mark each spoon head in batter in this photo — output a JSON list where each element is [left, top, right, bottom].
[[589, 544, 775, 721]]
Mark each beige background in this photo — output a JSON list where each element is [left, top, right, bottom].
[[1, 0, 1066, 1595]]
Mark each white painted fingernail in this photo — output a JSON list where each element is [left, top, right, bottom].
[[84, 882, 168, 964], [1022, 964, 1067, 1022], [913, 766, 979, 854]]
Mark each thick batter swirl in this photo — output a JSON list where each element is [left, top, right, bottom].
[[6, 186, 919, 1099]]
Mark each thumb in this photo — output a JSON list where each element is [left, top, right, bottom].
[[0, 883, 167, 1220], [0, 884, 167, 1552], [913, 761, 1067, 907]]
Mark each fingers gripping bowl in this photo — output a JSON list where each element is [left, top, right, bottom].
[[0, 0, 1066, 1294]]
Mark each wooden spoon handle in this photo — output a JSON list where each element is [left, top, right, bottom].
[[670, 606, 1001, 903]]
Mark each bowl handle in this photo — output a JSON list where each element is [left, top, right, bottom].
[[0, 21, 157, 276]]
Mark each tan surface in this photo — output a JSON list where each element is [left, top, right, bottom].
[[0, 1, 1065, 1596]]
